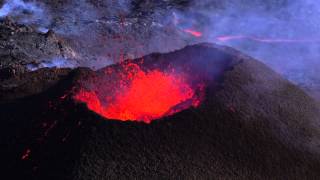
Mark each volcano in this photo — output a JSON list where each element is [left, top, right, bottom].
[[1, 43, 320, 179]]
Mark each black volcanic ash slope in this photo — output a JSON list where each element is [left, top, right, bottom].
[[0, 43, 320, 180]]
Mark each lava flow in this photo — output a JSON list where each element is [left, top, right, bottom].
[[74, 63, 203, 123], [184, 29, 203, 37]]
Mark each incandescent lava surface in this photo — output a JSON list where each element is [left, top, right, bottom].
[[74, 62, 204, 123]]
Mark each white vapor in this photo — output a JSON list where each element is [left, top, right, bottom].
[[26, 57, 76, 71], [0, 0, 49, 28], [0, 0, 42, 17]]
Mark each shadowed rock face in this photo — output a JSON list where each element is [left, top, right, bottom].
[[0, 43, 320, 179], [0, 67, 71, 101]]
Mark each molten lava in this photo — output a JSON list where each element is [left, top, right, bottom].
[[184, 29, 203, 37], [74, 63, 203, 123]]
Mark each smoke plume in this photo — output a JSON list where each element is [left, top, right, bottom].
[[169, 0, 320, 95], [0, 0, 48, 26]]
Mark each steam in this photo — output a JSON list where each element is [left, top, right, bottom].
[[26, 57, 76, 71], [168, 0, 320, 93], [0, 0, 48, 26], [0, 0, 39, 17]]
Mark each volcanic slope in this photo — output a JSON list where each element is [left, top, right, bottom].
[[1, 43, 320, 179]]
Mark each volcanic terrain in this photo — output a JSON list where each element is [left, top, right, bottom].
[[1, 1, 320, 180], [1, 43, 320, 179]]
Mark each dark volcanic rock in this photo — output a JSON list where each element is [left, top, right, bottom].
[[0, 67, 71, 102], [0, 18, 76, 76], [0, 43, 320, 179]]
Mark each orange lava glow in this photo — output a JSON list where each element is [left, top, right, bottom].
[[184, 29, 203, 37], [74, 63, 203, 123]]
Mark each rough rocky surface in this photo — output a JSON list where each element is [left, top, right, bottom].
[[0, 18, 76, 77], [1, 43, 319, 179], [0, 0, 197, 69]]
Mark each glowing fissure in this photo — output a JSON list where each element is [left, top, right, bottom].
[[74, 63, 203, 123], [184, 29, 203, 37], [180, 27, 318, 44]]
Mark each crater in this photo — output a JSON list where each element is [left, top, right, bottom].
[[73, 43, 237, 123]]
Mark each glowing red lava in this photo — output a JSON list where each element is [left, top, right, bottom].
[[184, 29, 203, 37], [74, 63, 203, 123]]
